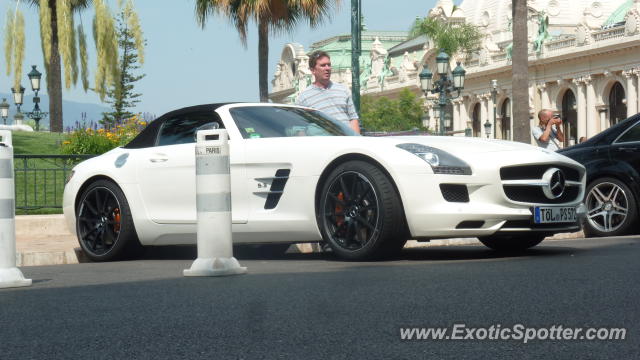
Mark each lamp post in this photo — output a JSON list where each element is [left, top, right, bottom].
[[24, 65, 48, 131], [350, 0, 362, 115], [490, 79, 498, 139], [0, 98, 9, 125], [11, 85, 25, 126], [484, 119, 492, 138], [420, 49, 466, 136]]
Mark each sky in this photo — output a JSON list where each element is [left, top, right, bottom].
[[0, 0, 448, 118]]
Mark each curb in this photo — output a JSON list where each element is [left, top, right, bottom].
[[14, 214, 585, 266], [16, 250, 79, 267]]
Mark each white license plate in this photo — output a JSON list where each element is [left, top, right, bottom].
[[534, 206, 577, 224]]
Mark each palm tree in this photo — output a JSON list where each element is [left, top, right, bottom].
[[24, 0, 92, 133], [195, 0, 340, 102], [409, 16, 482, 59], [17, 0, 137, 132], [511, 0, 529, 143]]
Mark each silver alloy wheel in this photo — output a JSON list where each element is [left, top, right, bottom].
[[585, 181, 629, 233]]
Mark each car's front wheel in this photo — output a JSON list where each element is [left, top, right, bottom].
[[76, 179, 142, 261], [584, 177, 637, 237], [318, 161, 407, 260], [478, 234, 545, 251]]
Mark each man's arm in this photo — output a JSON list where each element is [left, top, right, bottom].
[[350, 119, 360, 134], [538, 121, 555, 142], [345, 92, 361, 134], [554, 120, 565, 142]]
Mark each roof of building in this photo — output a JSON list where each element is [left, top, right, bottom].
[[388, 35, 429, 56], [309, 31, 408, 70], [604, 0, 633, 27]]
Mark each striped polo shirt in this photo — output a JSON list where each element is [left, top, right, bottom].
[[296, 81, 359, 125]]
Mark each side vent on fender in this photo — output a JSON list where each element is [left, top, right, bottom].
[[253, 169, 291, 209]]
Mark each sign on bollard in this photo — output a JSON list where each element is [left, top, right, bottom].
[[184, 129, 247, 277], [0, 130, 31, 289]]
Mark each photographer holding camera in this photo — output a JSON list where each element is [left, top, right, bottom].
[[532, 109, 565, 151]]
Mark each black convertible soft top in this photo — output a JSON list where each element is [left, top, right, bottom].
[[123, 103, 234, 149]]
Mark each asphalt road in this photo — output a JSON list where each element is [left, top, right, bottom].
[[2, 237, 639, 359]]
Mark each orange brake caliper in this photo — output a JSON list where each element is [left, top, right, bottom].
[[113, 208, 121, 232], [335, 192, 345, 227]]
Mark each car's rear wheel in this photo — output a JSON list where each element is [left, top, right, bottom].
[[584, 177, 637, 237], [76, 179, 142, 261], [478, 234, 545, 251], [318, 161, 406, 260]]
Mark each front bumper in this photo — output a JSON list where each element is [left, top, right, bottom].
[[396, 172, 586, 239]]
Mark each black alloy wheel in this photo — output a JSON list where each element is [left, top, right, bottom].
[[319, 161, 406, 260], [76, 180, 142, 261]]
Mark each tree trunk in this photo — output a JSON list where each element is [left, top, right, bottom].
[[258, 19, 269, 102], [511, 0, 530, 143], [47, 0, 63, 133]]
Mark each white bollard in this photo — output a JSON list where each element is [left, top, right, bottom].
[[184, 129, 246, 277], [0, 131, 31, 288]]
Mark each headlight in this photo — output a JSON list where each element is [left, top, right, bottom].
[[396, 143, 472, 175]]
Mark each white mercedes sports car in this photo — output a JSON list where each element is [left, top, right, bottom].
[[63, 103, 587, 261]]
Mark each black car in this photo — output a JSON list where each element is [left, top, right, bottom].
[[559, 113, 640, 237]]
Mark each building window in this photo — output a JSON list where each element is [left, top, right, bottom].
[[609, 82, 627, 127], [500, 98, 511, 140], [561, 90, 578, 146], [472, 103, 481, 137]]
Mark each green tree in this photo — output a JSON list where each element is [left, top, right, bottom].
[[511, 0, 530, 143], [101, 8, 146, 129], [195, 0, 340, 102], [409, 15, 482, 58], [6, 0, 143, 132], [360, 89, 425, 132]]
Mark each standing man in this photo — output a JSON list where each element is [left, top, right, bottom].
[[297, 51, 361, 134], [532, 109, 565, 150]]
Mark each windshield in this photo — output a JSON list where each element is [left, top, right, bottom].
[[229, 106, 358, 139]]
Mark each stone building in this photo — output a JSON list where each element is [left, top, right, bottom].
[[269, 0, 640, 146]]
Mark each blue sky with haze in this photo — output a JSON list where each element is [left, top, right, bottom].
[[1, 0, 448, 117]]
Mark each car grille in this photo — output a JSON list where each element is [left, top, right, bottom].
[[502, 186, 580, 204], [440, 184, 469, 203], [499, 164, 582, 204], [500, 165, 580, 182]]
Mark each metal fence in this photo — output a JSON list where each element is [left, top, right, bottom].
[[13, 155, 95, 210]]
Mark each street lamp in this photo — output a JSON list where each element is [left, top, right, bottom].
[[11, 85, 25, 126], [484, 119, 492, 138], [490, 79, 498, 138], [24, 65, 48, 131], [0, 98, 9, 125], [11, 85, 24, 111], [28, 65, 42, 92], [420, 49, 466, 136]]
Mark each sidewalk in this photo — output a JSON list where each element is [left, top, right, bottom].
[[15, 215, 80, 267], [13, 215, 585, 266]]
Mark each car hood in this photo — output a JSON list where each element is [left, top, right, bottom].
[[384, 135, 550, 155], [379, 135, 584, 173]]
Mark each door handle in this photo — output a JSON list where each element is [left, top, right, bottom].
[[149, 155, 169, 163], [617, 147, 638, 152]]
